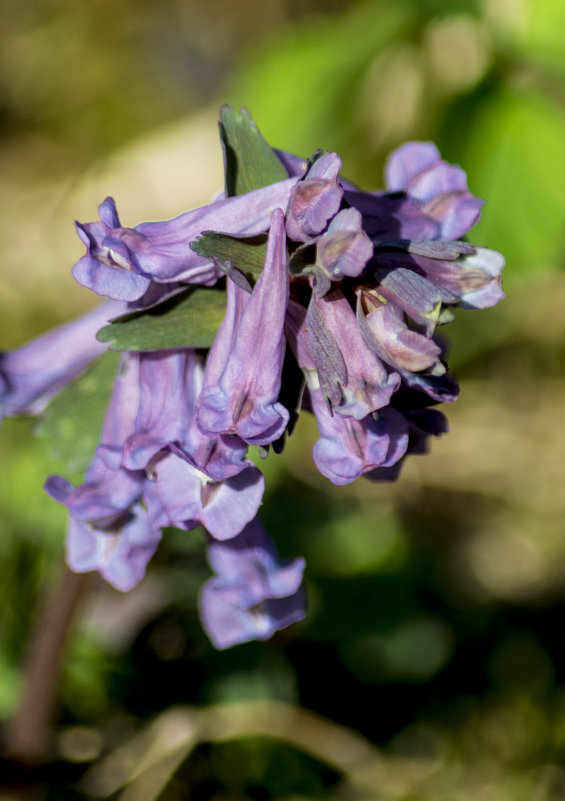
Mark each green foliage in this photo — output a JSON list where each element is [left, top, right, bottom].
[[191, 231, 268, 283], [465, 88, 565, 279], [35, 351, 120, 475], [219, 105, 289, 196], [230, 0, 414, 165], [96, 288, 226, 352]]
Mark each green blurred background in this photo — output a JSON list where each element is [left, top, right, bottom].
[[2, 0, 565, 798]]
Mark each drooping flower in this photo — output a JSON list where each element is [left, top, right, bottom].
[[384, 141, 485, 239], [0, 301, 123, 421], [197, 208, 290, 446], [73, 179, 297, 302], [199, 517, 306, 649], [285, 152, 343, 242], [3, 107, 504, 648], [44, 353, 160, 591]]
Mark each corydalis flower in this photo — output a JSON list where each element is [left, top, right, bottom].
[[73, 179, 297, 302], [4, 107, 503, 649], [0, 301, 123, 421], [197, 208, 290, 446], [199, 517, 306, 649]]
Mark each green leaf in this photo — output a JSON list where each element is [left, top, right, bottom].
[[190, 231, 268, 282], [96, 287, 226, 352], [219, 105, 288, 196], [35, 351, 120, 475]]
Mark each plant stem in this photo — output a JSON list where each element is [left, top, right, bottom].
[[4, 566, 87, 763]]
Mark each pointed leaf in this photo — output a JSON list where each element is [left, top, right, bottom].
[[96, 288, 226, 352], [190, 231, 268, 282], [219, 105, 289, 196]]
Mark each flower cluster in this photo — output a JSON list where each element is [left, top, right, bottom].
[[0, 109, 504, 648]]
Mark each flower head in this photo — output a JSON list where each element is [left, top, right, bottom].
[[5, 108, 503, 648]]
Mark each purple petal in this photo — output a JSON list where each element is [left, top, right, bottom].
[[73, 180, 297, 300], [199, 518, 306, 649], [308, 289, 399, 419], [344, 191, 442, 241], [0, 301, 123, 420], [72, 254, 152, 302], [374, 268, 458, 335], [360, 298, 442, 372], [96, 353, 141, 470], [155, 452, 265, 540], [274, 149, 308, 178], [286, 153, 343, 242], [123, 350, 200, 470], [316, 208, 374, 280], [47, 458, 143, 523], [386, 141, 484, 239], [309, 386, 408, 485], [385, 142, 442, 190], [66, 503, 161, 591], [197, 209, 289, 445]]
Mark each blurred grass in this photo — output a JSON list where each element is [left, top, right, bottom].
[[2, 0, 565, 798]]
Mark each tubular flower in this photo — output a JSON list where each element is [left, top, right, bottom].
[[4, 107, 503, 648], [0, 301, 123, 421], [199, 517, 306, 650]]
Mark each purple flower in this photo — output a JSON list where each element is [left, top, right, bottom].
[[315, 208, 373, 281], [356, 292, 442, 373], [153, 451, 265, 541], [64, 500, 160, 592], [371, 240, 504, 312], [0, 301, 123, 421], [306, 289, 399, 419], [309, 385, 409, 485], [385, 141, 485, 239], [199, 517, 306, 649], [122, 350, 199, 471], [285, 152, 343, 242], [73, 179, 297, 301], [285, 299, 407, 483], [44, 354, 161, 591], [13, 108, 504, 648], [197, 208, 290, 446], [344, 141, 484, 243]]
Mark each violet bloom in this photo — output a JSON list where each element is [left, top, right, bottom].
[[153, 452, 265, 541], [116, 349, 266, 541], [285, 152, 343, 242], [344, 141, 484, 242], [307, 289, 399, 419], [197, 208, 290, 446], [0, 301, 123, 421], [15, 108, 504, 648], [122, 350, 199, 472], [356, 292, 442, 374], [45, 354, 161, 591], [309, 384, 408, 485], [122, 347, 251, 482], [199, 517, 306, 649], [73, 179, 297, 302], [286, 300, 408, 484], [371, 240, 504, 313], [315, 208, 373, 281], [385, 142, 484, 240]]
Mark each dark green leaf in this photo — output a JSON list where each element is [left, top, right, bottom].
[[190, 231, 268, 282], [219, 104, 288, 196], [35, 351, 121, 475], [96, 287, 226, 351]]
